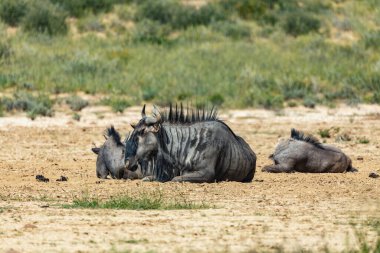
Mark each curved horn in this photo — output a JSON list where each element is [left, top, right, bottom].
[[153, 105, 162, 123], [145, 117, 157, 125], [141, 104, 146, 118]]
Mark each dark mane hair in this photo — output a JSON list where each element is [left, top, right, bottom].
[[159, 103, 218, 124], [106, 126, 123, 146], [291, 128, 324, 149]]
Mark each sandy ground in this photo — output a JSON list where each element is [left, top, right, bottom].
[[0, 104, 379, 253]]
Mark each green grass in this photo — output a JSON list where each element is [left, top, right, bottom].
[[0, 0, 379, 109], [357, 137, 370, 144], [318, 128, 331, 138], [63, 194, 211, 210]]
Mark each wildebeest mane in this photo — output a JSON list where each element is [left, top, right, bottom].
[[159, 103, 218, 124], [106, 126, 123, 146], [291, 128, 324, 149]]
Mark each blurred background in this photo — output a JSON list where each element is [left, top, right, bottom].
[[0, 0, 379, 119]]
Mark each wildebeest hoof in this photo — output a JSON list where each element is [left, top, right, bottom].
[[142, 176, 154, 182], [36, 175, 49, 182], [369, 172, 379, 178]]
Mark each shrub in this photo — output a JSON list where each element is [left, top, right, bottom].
[[0, 0, 28, 26], [303, 96, 316, 108], [50, 0, 116, 17], [282, 80, 311, 99], [318, 128, 330, 138], [132, 19, 171, 44], [101, 97, 131, 113], [363, 31, 380, 50], [260, 95, 284, 110], [220, 0, 269, 20], [65, 96, 89, 111], [209, 93, 225, 106], [211, 21, 251, 40], [22, 0, 68, 35], [357, 137, 369, 144], [72, 113, 81, 121], [136, 0, 225, 29], [1, 92, 54, 119], [282, 12, 321, 36], [142, 86, 158, 101], [0, 40, 12, 60]]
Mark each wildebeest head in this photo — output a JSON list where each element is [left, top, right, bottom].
[[92, 126, 126, 179], [125, 105, 162, 172]]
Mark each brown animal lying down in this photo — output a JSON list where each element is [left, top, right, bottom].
[[262, 129, 357, 173]]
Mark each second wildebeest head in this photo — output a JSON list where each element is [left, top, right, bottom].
[[92, 126, 126, 179]]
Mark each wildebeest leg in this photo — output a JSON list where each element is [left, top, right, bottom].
[[171, 169, 215, 183], [262, 164, 293, 173], [123, 170, 142, 180]]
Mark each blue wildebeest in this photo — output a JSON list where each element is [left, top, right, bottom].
[[124, 104, 257, 183], [262, 128, 357, 173], [92, 126, 143, 179]]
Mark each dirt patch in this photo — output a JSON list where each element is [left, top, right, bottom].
[[0, 104, 379, 252]]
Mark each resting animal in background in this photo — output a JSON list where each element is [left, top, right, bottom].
[[125, 104, 257, 183], [262, 128, 357, 173], [91, 126, 143, 179]]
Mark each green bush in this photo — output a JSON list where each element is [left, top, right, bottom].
[[65, 96, 89, 111], [209, 93, 225, 106], [282, 80, 312, 99], [303, 96, 316, 108], [282, 12, 321, 36], [220, 0, 269, 20], [0, 0, 28, 26], [50, 0, 116, 17], [132, 19, 171, 44], [260, 95, 284, 110], [318, 128, 330, 138], [211, 21, 251, 40], [363, 31, 380, 49], [0, 40, 12, 60], [136, 0, 225, 29], [1, 92, 54, 119], [101, 97, 131, 113], [22, 0, 68, 35]]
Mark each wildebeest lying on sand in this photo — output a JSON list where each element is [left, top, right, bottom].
[[262, 128, 357, 173], [91, 126, 143, 179], [125, 104, 257, 183]]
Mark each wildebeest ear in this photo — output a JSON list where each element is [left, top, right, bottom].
[[92, 147, 100, 155]]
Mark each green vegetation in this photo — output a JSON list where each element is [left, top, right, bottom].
[[0, 92, 53, 119], [0, 0, 379, 111], [101, 97, 131, 113], [318, 128, 331, 138], [63, 194, 210, 210], [65, 95, 89, 111], [357, 137, 370, 144]]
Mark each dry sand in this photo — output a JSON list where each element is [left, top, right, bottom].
[[0, 104, 379, 253]]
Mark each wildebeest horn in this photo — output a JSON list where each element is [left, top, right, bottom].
[[153, 105, 162, 123], [141, 104, 146, 118], [145, 117, 157, 125]]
